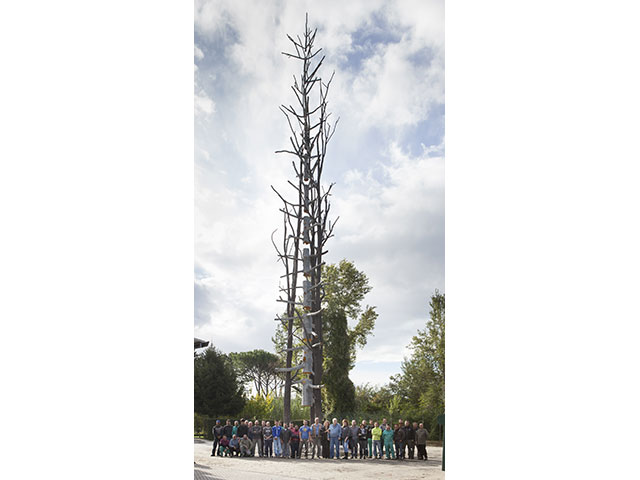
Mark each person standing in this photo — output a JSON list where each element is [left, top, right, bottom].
[[371, 422, 382, 459], [393, 424, 406, 460], [341, 420, 351, 459], [321, 420, 330, 459], [237, 419, 249, 440], [299, 420, 311, 458], [289, 423, 300, 459], [381, 425, 395, 459], [272, 421, 283, 458], [223, 420, 233, 443], [366, 420, 374, 458], [263, 421, 273, 458], [250, 420, 263, 457], [405, 421, 417, 459], [415, 422, 429, 460], [211, 420, 223, 457], [380, 418, 388, 457], [328, 418, 341, 459], [358, 421, 368, 459], [246, 421, 254, 455], [232, 420, 239, 438], [310, 417, 322, 459], [281, 422, 292, 458], [349, 420, 359, 459]]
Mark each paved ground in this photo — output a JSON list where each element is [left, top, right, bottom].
[[194, 439, 444, 480]]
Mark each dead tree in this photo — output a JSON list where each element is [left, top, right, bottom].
[[272, 14, 338, 424]]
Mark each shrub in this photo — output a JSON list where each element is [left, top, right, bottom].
[[241, 394, 276, 420]]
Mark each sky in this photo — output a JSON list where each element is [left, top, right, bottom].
[[194, 0, 444, 388]]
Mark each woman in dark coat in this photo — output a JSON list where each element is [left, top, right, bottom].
[[393, 424, 406, 460], [321, 420, 330, 459], [358, 423, 368, 459]]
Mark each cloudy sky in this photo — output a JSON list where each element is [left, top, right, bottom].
[[194, 0, 444, 387]]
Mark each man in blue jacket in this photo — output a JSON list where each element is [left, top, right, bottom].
[[272, 421, 283, 458], [328, 418, 342, 459]]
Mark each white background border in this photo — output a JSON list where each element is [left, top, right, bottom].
[[1, 1, 639, 478]]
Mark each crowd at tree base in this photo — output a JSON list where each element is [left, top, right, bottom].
[[211, 417, 431, 462]]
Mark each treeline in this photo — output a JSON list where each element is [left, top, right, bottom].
[[351, 291, 445, 436]]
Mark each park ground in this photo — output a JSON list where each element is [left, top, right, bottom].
[[194, 438, 444, 480]]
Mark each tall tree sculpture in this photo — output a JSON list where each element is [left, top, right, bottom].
[[271, 14, 338, 424]]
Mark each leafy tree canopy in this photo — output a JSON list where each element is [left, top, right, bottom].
[[323, 260, 378, 363], [323, 307, 356, 415], [229, 349, 284, 397], [389, 290, 445, 431], [194, 346, 245, 417]]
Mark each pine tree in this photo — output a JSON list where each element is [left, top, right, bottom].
[[194, 346, 246, 417]]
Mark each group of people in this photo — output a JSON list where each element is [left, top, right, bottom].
[[211, 417, 430, 461]]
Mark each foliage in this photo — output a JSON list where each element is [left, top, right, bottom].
[[388, 395, 402, 420], [194, 346, 246, 417], [387, 290, 445, 437], [322, 260, 378, 364], [353, 383, 376, 413], [269, 394, 310, 422], [323, 307, 356, 415], [323, 260, 371, 319], [194, 412, 205, 435], [241, 393, 276, 420], [229, 349, 284, 397], [353, 383, 397, 417]]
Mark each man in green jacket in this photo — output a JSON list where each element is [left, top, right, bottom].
[[371, 422, 383, 459], [381, 425, 395, 459]]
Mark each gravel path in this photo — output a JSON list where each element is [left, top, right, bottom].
[[194, 439, 444, 480]]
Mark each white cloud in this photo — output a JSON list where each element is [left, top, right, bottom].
[[347, 41, 444, 129], [194, 89, 215, 117], [194, 44, 204, 60]]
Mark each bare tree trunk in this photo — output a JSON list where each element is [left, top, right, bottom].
[[273, 13, 338, 426]]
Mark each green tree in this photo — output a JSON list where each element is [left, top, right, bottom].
[[320, 260, 378, 415], [323, 307, 356, 415], [242, 393, 276, 420], [194, 346, 245, 417], [323, 260, 378, 363], [315, 260, 378, 415], [323, 260, 371, 319], [391, 290, 445, 434], [229, 349, 284, 397]]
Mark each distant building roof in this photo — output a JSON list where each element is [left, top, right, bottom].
[[194, 338, 209, 349]]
